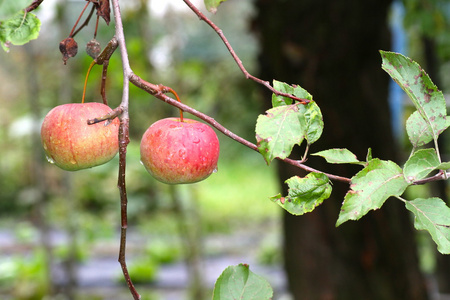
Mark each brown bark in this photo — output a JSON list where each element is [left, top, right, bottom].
[[253, 0, 429, 299]]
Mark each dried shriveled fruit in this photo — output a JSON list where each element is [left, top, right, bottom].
[[59, 37, 78, 64]]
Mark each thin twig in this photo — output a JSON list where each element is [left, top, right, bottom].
[[129, 73, 351, 184], [110, 0, 140, 299], [68, 2, 90, 37], [100, 61, 110, 104], [95, 37, 119, 64], [25, 0, 45, 12], [182, 0, 310, 104], [87, 106, 123, 125], [95, 37, 119, 104], [413, 170, 449, 185], [71, 4, 96, 37]]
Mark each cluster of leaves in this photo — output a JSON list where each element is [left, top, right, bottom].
[[212, 50, 450, 298], [0, 1, 41, 52], [255, 51, 450, 255]]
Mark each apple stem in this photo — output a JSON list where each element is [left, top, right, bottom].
[[167, 87, 184, 122], [94, 14, 100, 39], [69, 2, 95, 38], [82, 60, 96, 104], [69, 2, 88, 37]]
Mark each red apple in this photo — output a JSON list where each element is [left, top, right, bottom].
[[41, 102, 120, 171], [140, 117, 220, 184]]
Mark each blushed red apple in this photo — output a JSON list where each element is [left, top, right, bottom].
[[41, 102, 120, 171], [140, 117, 220, 184]]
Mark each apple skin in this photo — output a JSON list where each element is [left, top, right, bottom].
[[140, 117, 220, 184], [41, 102, 120, 171]]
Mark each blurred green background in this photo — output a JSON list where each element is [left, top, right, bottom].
[[0, 0, 282, 299], [2, 0, 450, 299]]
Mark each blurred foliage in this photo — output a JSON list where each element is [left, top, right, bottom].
[[117, 256, 159, 284], [0, 0, 279, 298], [0, 249, 50, 300], [402, 0, 450, 90]]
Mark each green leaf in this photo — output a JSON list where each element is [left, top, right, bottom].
[[272, 80, 323, 144], [380, 51, 448, 146], [213, 264, 273, 300], [256, 82, 322, 163], [336, 159, 409, 226], [271, 81, 322, 143], [255, 103, 307, 164], [271, 172, 331, 215], [204, 0, 228, 14], [0, 10, 41, 52], [405, 111, 435, 148], [437, 161, 450, 170], [366, 148, 373, 162], [272, 80, 312, 107], [403, 148, 440, 183], [303, 101, 323, 144], [405, 198, 450, 254], [312, 148, 362, 165]]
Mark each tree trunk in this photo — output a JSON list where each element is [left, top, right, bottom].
[[252, 1, 429, 299]]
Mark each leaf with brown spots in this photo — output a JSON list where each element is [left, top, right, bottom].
[[255, 81, 322, 164], [380, 51, 449, 146], [336, 158, 408, 226], [255, 103, 306, 164], [271, 172, 332, 215]]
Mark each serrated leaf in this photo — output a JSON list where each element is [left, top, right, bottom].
[[336, 159, 409, 226], [380, 51, 448, 146], [272, 80, 312, 107], [255, 103, 307, 164], [0, 10, 41, 51], [403, 148, 440, 183], [213, 264, 273, 300], [271, 172, 331, 215], [204, 0, 228, 14], [312, 148, 362, 164], [405, 198, 450, 254]]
